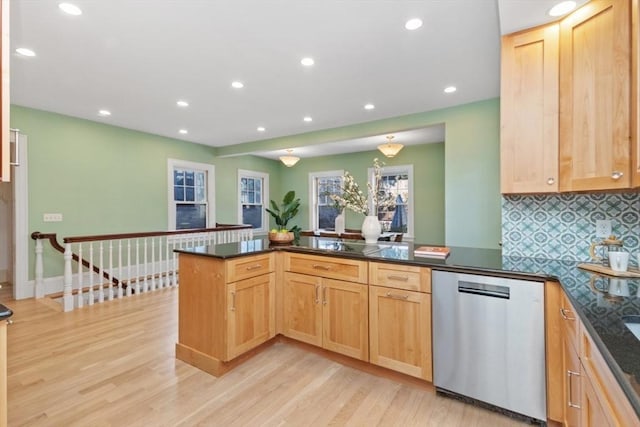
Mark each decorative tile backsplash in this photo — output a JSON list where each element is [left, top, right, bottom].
[[502, 193, 640, 265]]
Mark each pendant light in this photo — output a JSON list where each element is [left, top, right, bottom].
[[377, 135, 404, 158], [279, 149, 300, 167]]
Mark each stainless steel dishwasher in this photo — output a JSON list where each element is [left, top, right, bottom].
[[432, 271, 546, 423]]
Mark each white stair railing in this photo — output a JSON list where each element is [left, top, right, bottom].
[[31, 225, 254, 312]]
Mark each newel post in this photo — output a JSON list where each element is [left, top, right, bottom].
[[62, 243, 74, 312], [34, 239, 44, 298]]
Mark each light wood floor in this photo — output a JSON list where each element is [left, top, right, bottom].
[[0, 284, 528, 427]]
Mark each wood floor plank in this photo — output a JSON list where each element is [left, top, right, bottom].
[[1, 285, 529, 426]]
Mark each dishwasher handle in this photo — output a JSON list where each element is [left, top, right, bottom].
[[458, 280, 510, 299]]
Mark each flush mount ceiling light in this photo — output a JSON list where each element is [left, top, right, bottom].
[[279, 149, 300, 167], [59, 2, 82, 15], [231, 81, 244, 89], [377, 135, 404, 158], [301, 57, 315, 66], [176, 100, 189, 107], [444, 86, 457, 93], [364, 103, 375, 110], [179, 129, 188, 134], [548, 1, 577, 16], [405, 18, 423, 30], [257, 126, 266, 132], [98, 109, 111, 117], [15, 47, 36, 57], [303, 116, 313, 122]]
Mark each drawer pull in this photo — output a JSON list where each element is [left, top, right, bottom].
[[312, 264, 331, 271], [611, 171, 624, 180], [567, 370, 581, 409], [245, 264, 262, 271], [387, 275, 409, 282], [560, 307, 575, 321], [315, 285, 320, 304], [385, 292, 409, 300]]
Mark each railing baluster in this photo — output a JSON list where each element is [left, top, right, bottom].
[[143, 238, 148, 293], [77, 243, 84, 308], [126, 239, 132, 297], [63, 243, 73, 312], [88, 243, 94, 306], [164, 236, 170, 288], [107, 241, 114, 300], [117, 240, 123, 299], [135, 239, 141, 295], [150, 238, 156, 291], [34, 239, 45, 298], [98, 242, 105, 303]]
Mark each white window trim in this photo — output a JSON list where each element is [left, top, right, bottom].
[[368, 164, 414, 240], [237, 169, 269, 234], [308, 170, 344, 231], [167, 158, 216, 231]]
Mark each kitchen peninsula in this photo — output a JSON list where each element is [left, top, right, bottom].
[[175, 237, 640, 426]]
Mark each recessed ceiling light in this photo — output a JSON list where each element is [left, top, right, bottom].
[[176, 100, 189, 107], [548, 1, 577, 16], [98, 109, 111, 117], [444, 86, 457, 93], [303, 116, 313, 122], [257, 126, 266, 132], [179, 129, 188, 135], [231, 81, 244, 89], [58, 2, 82, 15], [15, 48, 36, 57], [364, 103, 375, 110], [405, 18, 423, 30], [301, 57, 315, 66]]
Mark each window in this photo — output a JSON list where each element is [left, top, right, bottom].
[[168, 159, 215, 230], [238, 170, 269, 233], [369, 164, 414, 238], [309, 170, 343, 230]]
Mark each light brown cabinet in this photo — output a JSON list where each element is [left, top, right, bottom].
[[559, 0, 632, 191], [368, 262, 432, 381], [0, 0, 8, 183], [283, 253, 369, 361], [175, 252, 275, 376], [501, 0, 640, 193], [0, 321, 7, 427], [501, 24, 559, 194], [560, 292, 582, 426]]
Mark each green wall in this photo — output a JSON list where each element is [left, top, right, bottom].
[[220, 98, 501, 249], [279, 143, 445, 244]]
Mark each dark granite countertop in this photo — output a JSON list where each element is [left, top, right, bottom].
[[175, 236, 640, 417]]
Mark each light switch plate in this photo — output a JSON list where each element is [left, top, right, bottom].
[[595, 219, 612, 238], [43, 213, 63, 222]]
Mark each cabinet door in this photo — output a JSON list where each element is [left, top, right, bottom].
[[501, 24, 559, 193], [582, 373, 613, 427], [226, 272, 275, 360], [322, 279, 368, 361], [0, 322, 6, 427], [0, 0, 9, 183], [283, 272, 322, 347], [559, 0, 631, 191], [369, 285, 432, 381], [562, 328, 582, 427]]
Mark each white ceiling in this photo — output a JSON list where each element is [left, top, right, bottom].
[[10, 0, 584, 159]]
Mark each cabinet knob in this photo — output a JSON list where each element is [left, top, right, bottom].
[[611, 171, 624, 180], [547, 177, 555, 185]]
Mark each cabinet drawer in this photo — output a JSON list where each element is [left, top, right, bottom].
[[285, 253, 367, 284], [369, 262, 431, 293], [560, 291, 580, 353], [225, 253, 274, 283]]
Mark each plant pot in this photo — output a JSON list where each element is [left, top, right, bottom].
[[361, 215, 381, 244], [268, 231, 294, 244], [334, 212, 345, 235]]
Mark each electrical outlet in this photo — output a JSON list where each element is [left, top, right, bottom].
[[43, 213, 63, 222], [595, 219, 612, 238]]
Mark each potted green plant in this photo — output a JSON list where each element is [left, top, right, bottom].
[[265, 190, 301, 243]]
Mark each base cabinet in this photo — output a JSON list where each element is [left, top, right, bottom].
[[368, 285, 432, 381], [1, 321, 7, 427], [283, 271, 368, 361]]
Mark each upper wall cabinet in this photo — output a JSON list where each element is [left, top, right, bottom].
[[559, 0, 632, 191], [0, 0, 9, 183], [633, 0, 640, 187], [501, 24, 559, 194]]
